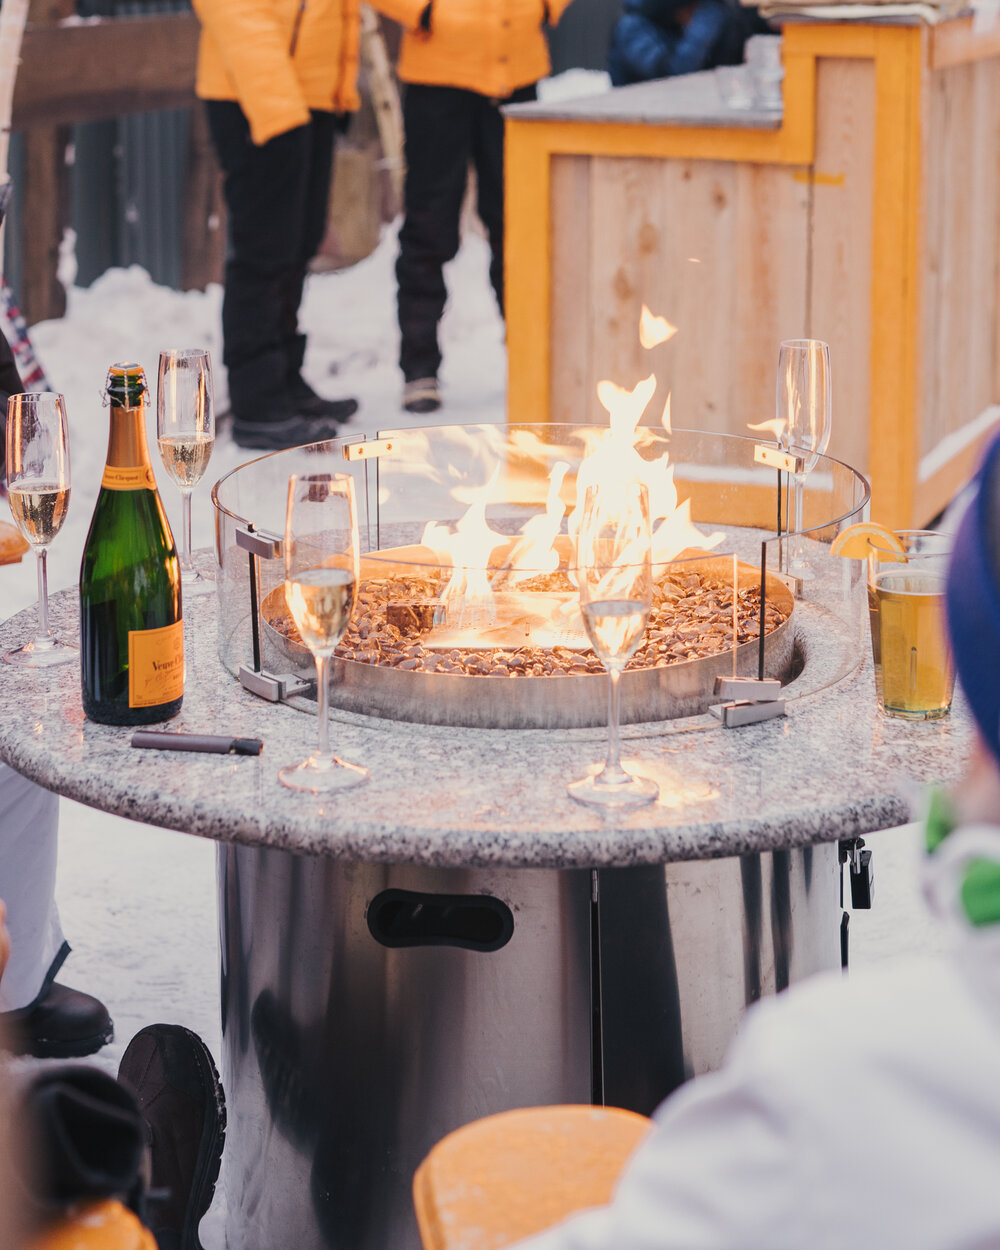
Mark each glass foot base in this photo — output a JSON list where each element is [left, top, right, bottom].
[[3, 637, 77, 668], [879, 704, 952, 721], [279, 754, 369, 794], [181, 568, 215, 598], [568, 769, 659, 810]]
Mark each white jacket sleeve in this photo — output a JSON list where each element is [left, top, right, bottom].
[[514, 1001, 817, 1250], [518, 942, 1000, 1250]]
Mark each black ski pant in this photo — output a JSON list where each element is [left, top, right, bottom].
[[205, 102, 336, 421], [396, 82, 536, 385]]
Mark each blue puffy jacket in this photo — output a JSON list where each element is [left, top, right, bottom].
[[607, 0, 766, 86]]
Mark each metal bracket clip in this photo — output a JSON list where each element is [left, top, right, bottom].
[[713, 676, 782, 702], [236, 527, 283, 560], [709, 699, 787, 727], [754, 444, 805, 475], [343, 438, 397, 462], [238, 665, 311, 703]]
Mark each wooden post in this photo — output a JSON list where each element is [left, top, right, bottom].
[[180, 102, 225, 292], [20, 122, 68, 323], [360, 5, 404, 218], [0, 0, 29, 188], [0, 0, 30, 280], [17, 0, 73, 324]]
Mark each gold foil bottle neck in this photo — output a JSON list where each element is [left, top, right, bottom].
[[102, 362, 154, 481]]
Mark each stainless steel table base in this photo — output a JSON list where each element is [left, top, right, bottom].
[[217, 841, 841, 1250], [598, 844, 842, 1111]]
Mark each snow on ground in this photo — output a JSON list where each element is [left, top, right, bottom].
[[2, 220, 943, 1246]]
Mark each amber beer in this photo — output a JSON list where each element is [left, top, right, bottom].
[[869, 542, 954, 719]]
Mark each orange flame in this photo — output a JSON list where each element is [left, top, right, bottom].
[[421, 465, 506, 627], [417, 304, 721, 644], [747, 417, 788, 446], [639, 305, 679, 349], [570, 373, 723, 569], [502, 461, 569, 585]]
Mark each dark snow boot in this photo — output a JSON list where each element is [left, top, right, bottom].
[[117, 1024, 226, 1250]]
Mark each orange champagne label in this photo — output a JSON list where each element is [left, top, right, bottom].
[[102, 464, 157, 491], [128, 620, 184, 708]]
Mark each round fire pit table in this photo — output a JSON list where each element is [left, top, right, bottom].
[[0, 583, 973, 1250]]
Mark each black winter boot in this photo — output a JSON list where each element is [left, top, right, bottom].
[[117, 1024, 226, 1250]]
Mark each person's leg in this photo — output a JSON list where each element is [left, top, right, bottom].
[[0, 764, 65, 1012], [473, 84, 537, 319], [282, 111, 357, 421], [396, 85, 473, 389], [0, 764, 112, 1058], [118, 1024, 225, 1250], [205, 101, 312, 423], [11, 1025, 224, 1250], [281, 110, 334, 389]]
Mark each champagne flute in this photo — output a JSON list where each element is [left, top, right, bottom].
[[279, 472, 369, 793], [568, 481, 659, 809], [776, 339, 832, 577], [4, 392, 77, 667], [157, 348, 215, 596]]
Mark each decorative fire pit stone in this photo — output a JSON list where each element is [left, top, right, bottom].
[[214, 424, 848, 728]]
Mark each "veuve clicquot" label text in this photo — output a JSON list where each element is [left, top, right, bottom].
[[127, 620, 184, 707]]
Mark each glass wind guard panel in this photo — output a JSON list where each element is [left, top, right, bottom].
[[211, 427, 870, 722]]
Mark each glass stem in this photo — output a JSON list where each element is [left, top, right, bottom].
[[182, 490, 194, 571], [315, 653, 332, 764], [36, 547, 52, 643], [601, 666, 628, 785], [789, 475, 805, 570]]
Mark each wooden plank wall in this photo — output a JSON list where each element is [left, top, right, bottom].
[[808, 58, 875, 477], [547, 57, 879, 479], [549, 153, 811, 437], [921, 57, 1000, 459]]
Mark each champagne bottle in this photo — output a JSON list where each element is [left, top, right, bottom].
[[79, 363, 183, 724]]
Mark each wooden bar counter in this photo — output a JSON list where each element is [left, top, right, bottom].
[[505, 16, 1000, 529]]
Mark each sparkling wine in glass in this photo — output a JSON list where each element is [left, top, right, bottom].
[[157, 348, 215, 596], [568, 481, 659, 810], [776, 339, 832, 577], [279, 472, 369, 794], [4, 391, 77, 667]]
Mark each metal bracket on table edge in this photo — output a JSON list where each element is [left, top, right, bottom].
[[238, 665, 311, 703], [343, 437, 397, 462], [754, 443, 805, 475], [713, 676, 782, 702], [235, 524, 306, 702], [709, 699, 787, 727]]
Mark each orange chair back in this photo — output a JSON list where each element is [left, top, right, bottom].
[[413, 1104, 652, 1250]]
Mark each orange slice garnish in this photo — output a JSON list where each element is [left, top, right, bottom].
[[830, 522, 907, 561]]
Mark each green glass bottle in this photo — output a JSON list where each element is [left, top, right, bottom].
[[79, 363, 183, 724]]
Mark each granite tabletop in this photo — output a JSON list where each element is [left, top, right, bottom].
[[0, 581, 973, 870]]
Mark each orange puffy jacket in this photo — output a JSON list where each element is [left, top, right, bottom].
[[192, 0, 361, 146], [371, 0, 573, 97], [26, 1200, 156, 1250]]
